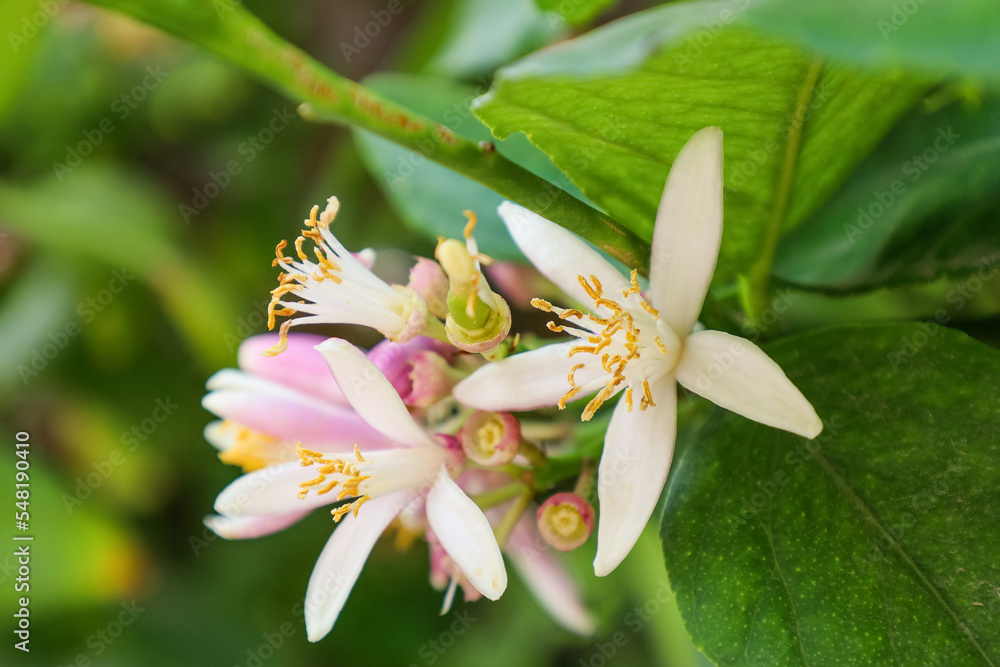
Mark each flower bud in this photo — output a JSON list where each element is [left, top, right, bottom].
[[459, 411, 520, 466], [432, 433, 466, 476], [407, 257, 449, 319], [406, 351, 459, 408], [537, 492, 595, 552], [435, 214, 512, 353]]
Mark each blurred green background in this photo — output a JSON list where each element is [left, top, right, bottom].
[[0, 1, 710, 665]]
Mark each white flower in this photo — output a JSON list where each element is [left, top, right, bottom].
[[212, 338, 506, 640], [454, 127, 823, 577], [265, 197, 430, 356]]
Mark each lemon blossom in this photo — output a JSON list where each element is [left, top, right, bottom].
[[211, 338, 506, 641], [265, 197, 434, 356], [454, 127, 823, 577]]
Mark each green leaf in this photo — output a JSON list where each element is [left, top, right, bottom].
[[774, 95, 1000, 292], [472, 0, 928, 286], [355, 73, 588, 258], [535, 0, 616, 26], [425, 0, 563, 78], [662, 323, 1000, 666], [741, 0, 1000, 82]]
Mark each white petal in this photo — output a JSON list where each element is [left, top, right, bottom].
[[316, 338, 434, 448], [648, 127, 724, 336], [507, 515, 596, 635], [594, 380, 676, 577], [498, 201, 630, 311], [203, 511, 308, 539], [426, 467, 507, 600], [214, 462, 337, 517], [303, 491, 405, 641], [675, 330, 823, 438], [453, 341, 607, 412]]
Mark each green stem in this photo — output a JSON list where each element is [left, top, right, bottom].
[[742, 59, 823, 327], [470, 482, 529, 510], [493, 492, 531, 549], [82, 0, 649, 268]]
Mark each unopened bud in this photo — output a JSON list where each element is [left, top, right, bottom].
[[537, 492, 595, 552], [407, 257, 449, 319], [432, 433, 465, 475], [406, 351, 459, 408], [459, 411, 520, 466], [436, 234, 511, 353]]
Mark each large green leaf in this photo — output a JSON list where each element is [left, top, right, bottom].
[[662, 323, 1000, 665], [774, 95, 1000, 291], [741, 0, 1000, 82], [472, 0, 927, 285]]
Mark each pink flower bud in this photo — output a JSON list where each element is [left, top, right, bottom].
[[459, 411, 520, 466], [406, 351, 458, 408], [537, 492, 595, 552], [432, 433, 466, 476], [407, 257, 449, 319]]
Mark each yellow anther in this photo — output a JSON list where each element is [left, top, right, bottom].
[[654, 336, 669, 356], [295, 443, 372, 520], [463, 210, 477, 239], [263, 320, 293, 356], [567, 363, 586, 388], [531, 298, 553, 312], [625, 387, 634, 411], [294, 236, 309, 261], [272, 240, 289, 267], [640, 301, 660, 317], [642, 379, 655, 409], [558, 386, 581, 409]]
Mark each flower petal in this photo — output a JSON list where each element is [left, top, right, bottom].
[[594, 380, 676, 577], [507, 514, 596, 635], [648, 127, 724, 336], [497, 201, 630, 311], [315, 338, 435, 448], [202, 377, 395, 450], [675, 329, 823, 438], [203, 511, 309, 539], [303, 491, 406, 642], [453, 341, 607, 411], [426, 466, 507, 600], [214, 461, 338, 516], [238, 333, 347, 405]]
